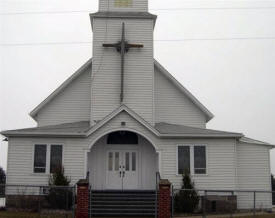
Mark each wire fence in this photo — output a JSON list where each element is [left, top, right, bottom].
[[0, 184, 76, 218], [171, 188, 274, 218]]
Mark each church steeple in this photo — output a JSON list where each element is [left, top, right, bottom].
[[90, 0, 156, 125], [99, 0, 148, 12]]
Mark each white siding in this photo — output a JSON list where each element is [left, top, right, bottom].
[[7, 111, 238, 192], [237, 142, 272, 209], [6, 137, 87, 186], [88, 134, 157, 190], [160, 138, 237, 190], [154, 67, 206, 128], [6, 111, 159, 187], [36, 67, 91, 126], [99, 0, 148, 12], [91, 18, 154, 125]]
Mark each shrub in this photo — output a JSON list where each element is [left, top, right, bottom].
[[174, 169, 199, 213], [46, 166, 73, 210]]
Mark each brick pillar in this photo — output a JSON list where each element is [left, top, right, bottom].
[[76, 179, 89, 218], [158, 179, 171, 218]]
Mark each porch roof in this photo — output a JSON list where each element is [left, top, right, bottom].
[[155, 122, 243, 138], [1, 120, 243, 139]]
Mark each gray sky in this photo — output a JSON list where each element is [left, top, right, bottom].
[[0, 0, 275, 173]]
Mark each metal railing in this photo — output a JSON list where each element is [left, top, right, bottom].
[[171, 188, 275, 218], [155, 171, 161, 218], [0, 184, 76, 218]]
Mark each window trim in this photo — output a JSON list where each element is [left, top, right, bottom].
[[50, 144, 63, 174], [177, 144, 208, 176], [32, 143, 63, 174], [33, 144, 47, 174]]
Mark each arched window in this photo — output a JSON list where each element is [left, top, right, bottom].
[[107, 131, 138, 144]]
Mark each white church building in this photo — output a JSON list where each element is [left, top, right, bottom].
[[1, 0, 274, 212]]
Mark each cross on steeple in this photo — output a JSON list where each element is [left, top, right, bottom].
[[103, 22, 143, 103]]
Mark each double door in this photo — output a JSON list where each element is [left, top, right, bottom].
[[106, 150, 138, 190]]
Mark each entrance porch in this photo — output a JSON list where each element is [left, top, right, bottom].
[[87, 130, 159, 190]]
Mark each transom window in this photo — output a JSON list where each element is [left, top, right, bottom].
[[178, 145, 207, 175], [107, 131, 138, 144], [33, 144, 63, 174]]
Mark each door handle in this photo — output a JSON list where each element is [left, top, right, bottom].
[[122, 171, 125, 178], [120, 171, 122, 177]]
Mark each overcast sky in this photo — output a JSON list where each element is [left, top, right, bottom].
[[0, 0, 275, 173]]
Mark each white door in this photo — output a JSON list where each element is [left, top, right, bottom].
[[106, 150, 138, 190]]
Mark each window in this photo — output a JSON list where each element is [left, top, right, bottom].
[[115, 152, 120, 171], [194, 146, 206, 174], [107, 131, 138, 144], [132, 152, 136, 171], [125, 152, 130, 171], [34, 144, 47, 173], [33, 144, 63, 174], [178, 145, 206, 175], [50, 145, 63, 173], [178, 146, 190, 174], [108, 152, 113, 171]]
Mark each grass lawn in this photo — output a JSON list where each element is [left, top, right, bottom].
[[236, 215, 275, 218], [175, 213, 275, 218], [0, 211, 73, 218]]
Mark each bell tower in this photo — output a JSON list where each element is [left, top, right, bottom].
[[99, 0, 148, 12], [90, 0, 157, 125]]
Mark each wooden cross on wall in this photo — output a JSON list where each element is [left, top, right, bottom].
[[103, 22, 144, 103]]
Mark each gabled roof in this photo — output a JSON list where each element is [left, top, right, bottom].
[[29, 58, 92, 120], [29, 58, 213, 124], [85, 104, 160, 137], [155, 122, 243, 138], [154, 60, 214, 122], [1, 105, 242, 139]]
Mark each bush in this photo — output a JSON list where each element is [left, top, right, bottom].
[[46, 166, 73, 210], [174, 170, 199, 213]]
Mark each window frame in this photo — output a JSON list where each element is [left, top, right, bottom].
[[33, 144, 47, 174], [177, 144, 208, 176], [193, 145, 207, 175], [32, 143, 64, 174], [50, 144, 63, 174]]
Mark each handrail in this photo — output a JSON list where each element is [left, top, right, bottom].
[[155, 171, 161, 218]]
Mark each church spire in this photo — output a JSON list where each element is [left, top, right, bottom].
[[99, 0, 148, 12]]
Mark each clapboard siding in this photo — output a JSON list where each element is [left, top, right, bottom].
[[88, 135, 157, 190], [6, 137, 87, 186], [36, 67, 91, 127], [91, 18, 154, 124], [6, 110, 272, 210], [160, 139, 237, 190], [154, 68, 206, 128], [237, 142, 272, 209], [99, 0, 148, 12]]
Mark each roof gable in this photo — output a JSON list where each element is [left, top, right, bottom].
[[154, 60, 214, 122], [30, 58, 92, 120], [86, 104, 160, 137]]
